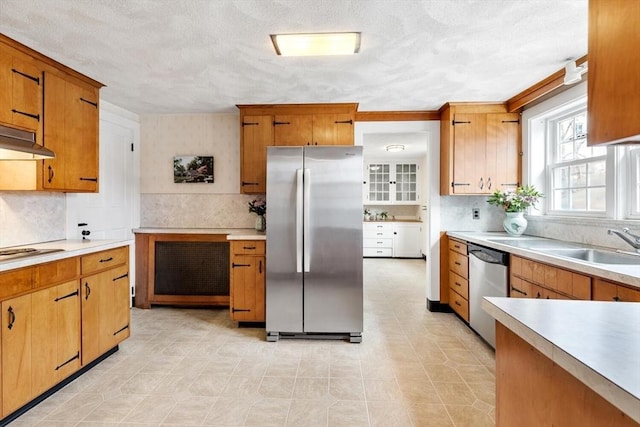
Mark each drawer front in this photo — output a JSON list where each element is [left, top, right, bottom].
[[363, 248, 393, 257], [34, 257, 80, 288], [363, 223, 394, 238], [448, 239, 467, 256], [81, 246, 128, 275], [363, 238, 393, 249], [449, 251, 468, 279], [0, 267, 33, 299], [232, 240, 266, 255], [449, 287, 469, 322], [449, 271, 469, 300]]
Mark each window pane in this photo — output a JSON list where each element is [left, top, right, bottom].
[[570, 164, 586, 187], [554, 166, 569, 188], [587, 160, 606, 186], [570, 188, 586, 210], [588, 187, 606, 211], [554, 189, 570, 210]]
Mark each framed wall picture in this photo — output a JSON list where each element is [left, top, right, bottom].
[[173, 155, 214, 183]]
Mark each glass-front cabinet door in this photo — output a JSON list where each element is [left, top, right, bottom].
[[364, 161, 421, 205], [366, 163, 390, 202], [394, 163, 418, 202]]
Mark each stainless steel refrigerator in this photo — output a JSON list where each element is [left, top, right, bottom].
[[266, 146, 363, 343]]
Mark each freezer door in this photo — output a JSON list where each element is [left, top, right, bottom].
[[266, 146, 304, 333], [303, 146, 363, 333]]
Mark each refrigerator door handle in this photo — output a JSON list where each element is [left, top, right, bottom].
[[303, 168, 311, 272], [296, 168, 304, 273]]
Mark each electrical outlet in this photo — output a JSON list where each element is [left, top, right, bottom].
[[472, 208, 480, 220]]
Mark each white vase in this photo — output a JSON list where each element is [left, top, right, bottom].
[[255, 215, 266, 232], [503, 212, 527, 236]]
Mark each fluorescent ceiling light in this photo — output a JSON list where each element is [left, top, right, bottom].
[[270, 32, 361, 56], [385, 144, 405, 152]]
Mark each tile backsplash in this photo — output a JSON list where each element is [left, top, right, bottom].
[[0, 192, 66, 247]]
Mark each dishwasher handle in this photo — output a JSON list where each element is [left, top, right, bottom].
[[468, 244, 509, 266]]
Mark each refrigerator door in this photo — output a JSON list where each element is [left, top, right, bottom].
[[303, 146, 363, 334], [266, 146, 304, 333]]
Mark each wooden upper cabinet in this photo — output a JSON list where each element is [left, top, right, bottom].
[[0, 43, 42, 133], [587, 0, 640, 145], [43, 72, 99, 192], [240, 115, 273, 194], [237, 103, 357, 194], [274, 114, 313, 145], [440, 103, 521, 195]]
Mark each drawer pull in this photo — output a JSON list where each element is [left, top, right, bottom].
[[242, 246, 256, 250], [454, 301, 461, 306], [99, 257, 114, 263], [455, 281, 462, 287], [454, 244, 460, 249], [232, 263, 251, 268], [454, 261, 461, 266]]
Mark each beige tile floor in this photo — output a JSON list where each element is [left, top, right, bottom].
[[9, 258, 495, 426]]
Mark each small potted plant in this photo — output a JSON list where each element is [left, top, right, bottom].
[[487, 185, 542, 236], [363, 208, 371, 221], [249, 199, 266, 231]]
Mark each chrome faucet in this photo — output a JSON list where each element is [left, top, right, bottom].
[[607, 228, 640, 253]]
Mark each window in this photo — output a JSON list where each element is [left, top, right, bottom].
[[629, 147, 640, 218], [547, 107, 607, 213]]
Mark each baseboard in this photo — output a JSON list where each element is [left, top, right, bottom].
[[427, 299, 452, 313]]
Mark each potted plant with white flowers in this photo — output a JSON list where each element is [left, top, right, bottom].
[[487, 185, 543, 236]]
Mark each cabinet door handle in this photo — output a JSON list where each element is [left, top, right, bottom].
[[259, 260, 263, 274], [7, 306, 15, 330], [47, 165, 55, 183], [613, 296, 620, 302], [487, 177, 492, 190], [80, 97, 98, 108], [12, 68, 40, 84], [55, 290, 79, 301], [99, 257, 114, 263], [84, 282, 91, 299], [12, 109, 40, 121], [479, 177, 484, 190]]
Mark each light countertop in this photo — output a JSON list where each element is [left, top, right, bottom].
[[447, 231, 640, 289], [483, 297, 640, 423], [0, 239, 132, 272], [132, 228, 266, 240]]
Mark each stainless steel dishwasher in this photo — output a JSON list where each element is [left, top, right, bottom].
[[468, 243, 509, 348]]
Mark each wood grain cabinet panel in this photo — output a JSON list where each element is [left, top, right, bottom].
[[593, 278, 640, 302], [229, 240, 266, 322], [510, 255, 591, 300], [240, 115, 273, 194], [588, 0, 640, 145]]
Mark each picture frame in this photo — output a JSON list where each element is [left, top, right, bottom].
[[173, 155, 214, 183]]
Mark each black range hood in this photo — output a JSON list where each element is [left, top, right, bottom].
[[0, 124, 55, 159]]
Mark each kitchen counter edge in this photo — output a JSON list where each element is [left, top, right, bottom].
[[447, 231, 640, 289], [0, 239, 133, 272], [483, 297, 640, 424], [132, 228, 266, 240]]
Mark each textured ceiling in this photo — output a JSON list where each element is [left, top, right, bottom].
[[0, 0, 587, 115]]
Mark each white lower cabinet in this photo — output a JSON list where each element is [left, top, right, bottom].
[[363, 222, 423, 258], [393, 223, 423, 258]]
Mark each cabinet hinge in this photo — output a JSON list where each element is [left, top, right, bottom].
[[12, 68, 40, 84], [232, 263, 251, 268], [242, 121, 259, 126], [501, 119, 520, 124], [452, 120, 471, 126], [80, 97, 98, 108], [232, 308, 252, 313], [334, 119, 353, 125], [273, 121, 290, 126]]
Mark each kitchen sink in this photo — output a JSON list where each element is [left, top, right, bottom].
[[543, 248, 640, 265]]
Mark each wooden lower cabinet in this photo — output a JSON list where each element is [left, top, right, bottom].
[[510, 255, 591, 300], [229, 241, 266, 322], [593, 278, 640, 302], [81, 264, 130, 365], [496, 322, 639, 426], [1, 280, 81, 417], [447, 238, 469, 321], [0, 245, 129, 421]]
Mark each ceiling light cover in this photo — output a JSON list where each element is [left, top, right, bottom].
[[385, 144, 405, 152], [563, 60, 586, 85], [271, 32, 361, 56]]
